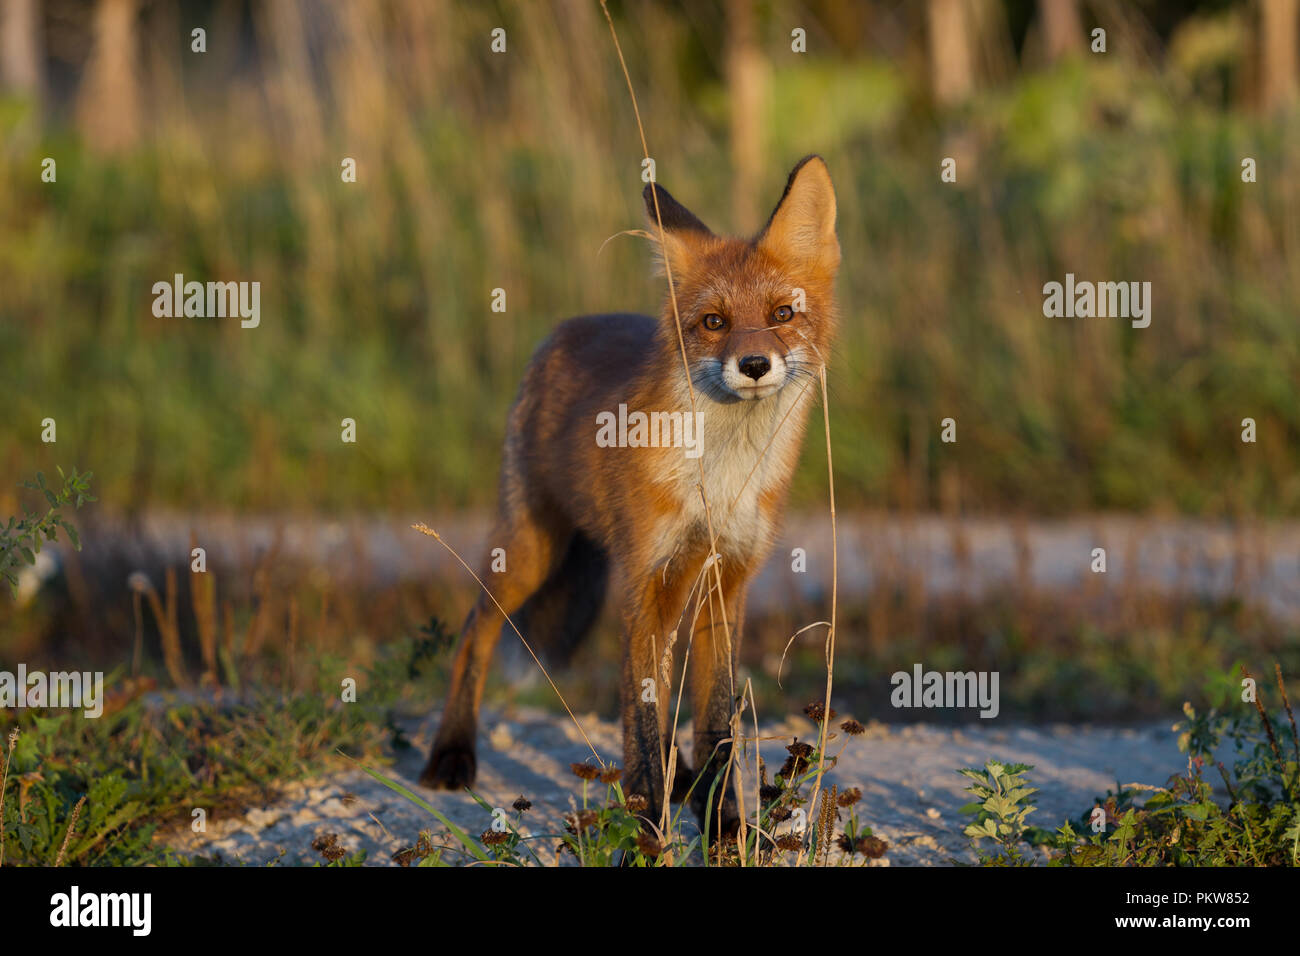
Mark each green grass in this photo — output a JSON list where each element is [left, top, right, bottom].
[[0, 656, 425, 866], [961, 664, 1300, 866]]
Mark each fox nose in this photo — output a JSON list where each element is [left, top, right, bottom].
[[738, 355, 771, 381]]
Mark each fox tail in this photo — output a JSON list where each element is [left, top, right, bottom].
[[514, 531, 609, 669]]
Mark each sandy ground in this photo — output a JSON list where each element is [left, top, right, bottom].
[[160, 707, 1192, 866], [86, 511, 1250, 865]]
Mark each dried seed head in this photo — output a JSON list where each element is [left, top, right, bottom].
[[311, 833, 346, 863], [775, 834, 802, 852], [569, 762, 601, 781], [127, 571, 154, 594], [837, 787, 862, 807], [804, 701, 837, 722], [625, 793, 649, 814], [778, 755, 809, 780], [818, 785, 839, 860], [512, 795, 532, 813], [760, 784, 783, 804], [635, 833, 662, 857], [481, 830, 510, 846], [660, 630, 677, 689], [840, 718, 865, 736], [858, 835, 888, 859], [599, 766, 623, 785]]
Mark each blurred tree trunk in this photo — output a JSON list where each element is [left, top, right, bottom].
[[1, 0, 44, 102], [1040, 0, 1083, 63], [1260, 0, 1298, 110], [726, 0, 766, 233], [928, 0, 975, 106], [76, 0, 141, 153]]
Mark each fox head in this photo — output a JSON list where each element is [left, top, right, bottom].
[[644, 155, 839, 404]]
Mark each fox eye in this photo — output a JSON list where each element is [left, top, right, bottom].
[[701, 313, 727, 331], [773, 305, 794, 323]]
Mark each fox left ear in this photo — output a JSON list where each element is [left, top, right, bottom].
[[757, 155, 839, 274], [643, 181, 714, 277]]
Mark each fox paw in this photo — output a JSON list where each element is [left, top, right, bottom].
[[420, 745, 477, 790]]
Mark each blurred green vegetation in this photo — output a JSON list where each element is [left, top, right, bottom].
[[1, 2, 1297, 516]]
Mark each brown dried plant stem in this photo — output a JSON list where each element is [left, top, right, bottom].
[[191, 543, 220, 685], [0, 728, 16, 867], [1243, 665, 1284, 767], [600, 2, 842, 858], [1276, 662, 1300, 769], [136, 571, 190, 688], [798, 365, 838, 867], [55, 795, 87, 867], [599, 0, 735, 841]]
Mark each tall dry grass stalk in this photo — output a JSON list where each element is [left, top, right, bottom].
[[798, 366, 840, 867], [54, 795, 87, 867], [129, 569, 189, 688], [0, 728, 16, 867], [598, 0, 738, 840], [575, 1, 843, 862], [1277, 663, 1300, 772], [411, 523, 603, 765], [190, 532, 219, 686]]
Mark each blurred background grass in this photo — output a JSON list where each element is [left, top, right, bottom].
[[3, 1, 1300, 728], [2, 0, 1298, 519]]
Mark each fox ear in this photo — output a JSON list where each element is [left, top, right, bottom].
[[757, 155, 839, 273], [643, 182, 713, 275]]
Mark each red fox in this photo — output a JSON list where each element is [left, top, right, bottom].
[[422, 156, 840, 833]]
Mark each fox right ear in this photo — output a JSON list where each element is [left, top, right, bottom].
[[643, 182, 713, 276], [756, 155, 839, 275]]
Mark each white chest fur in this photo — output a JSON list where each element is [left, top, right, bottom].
[[656, 383, 809, 562]]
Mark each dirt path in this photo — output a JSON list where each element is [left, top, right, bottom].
[[79, 510, 1300, 621], [161, 708, 1191, 866]]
